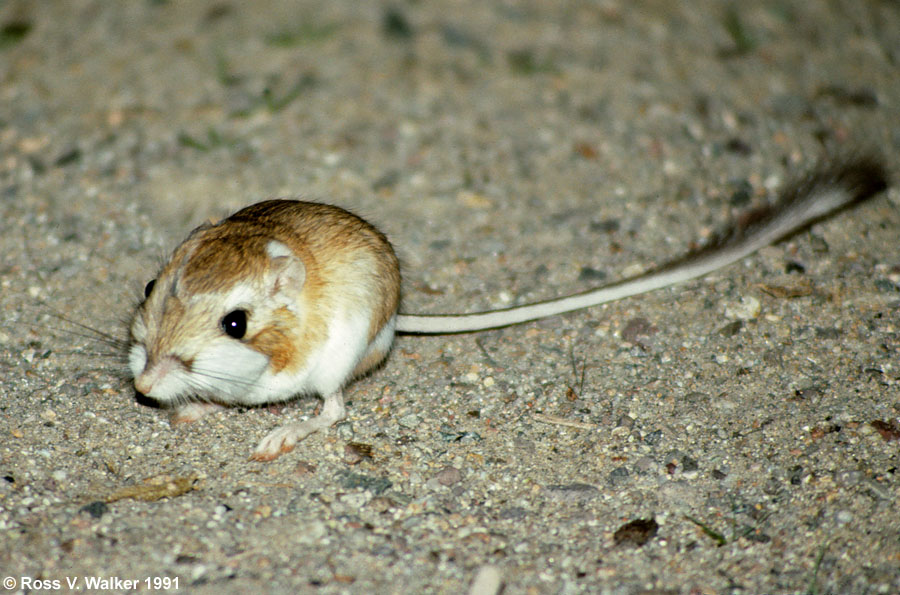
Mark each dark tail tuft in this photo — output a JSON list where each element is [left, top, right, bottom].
[[814, 153, 889, 208], [679, 152, 889, 264]]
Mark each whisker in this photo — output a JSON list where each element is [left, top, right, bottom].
[[97, 371, 131, 383], [29, 298, 124, 341], [43, 326, 128, 351], [150, 371, 232, 402], [54, 349, 124, 359], [46, 316, 127, 347], [24, 300, 131, 359], [188, 366, 263, 391]]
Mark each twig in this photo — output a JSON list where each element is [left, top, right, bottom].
[[532, 413, 595, 430]]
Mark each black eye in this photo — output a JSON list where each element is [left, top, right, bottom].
[[144, 279, 156, 298], [221, 309, 247, 339]]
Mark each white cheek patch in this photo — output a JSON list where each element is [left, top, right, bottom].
[[190, 339, 270, 404], [143, 364, 195, 402]]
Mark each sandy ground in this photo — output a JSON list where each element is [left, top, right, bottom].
[[1, 1, 899, 593]]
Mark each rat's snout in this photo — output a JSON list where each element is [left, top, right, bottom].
[[133, 355, 183, 401], [133, 373, 154, 397]]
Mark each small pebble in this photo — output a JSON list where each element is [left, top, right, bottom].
[[435, 465, 462, 486], [294, 461, 317, 476], [621, 317, 657, 346], [607, 466, 630, 486], [336, 470, 392, 495], [467, 564, 502, 595], [725, 296, 761, 320], [613, 518, 659, 547], [79, 501, 108, 519], [399, 413, 421, 429], [643, 429, 663, 445], [369, 496, 396, 514], [344, 442, 374, 465]]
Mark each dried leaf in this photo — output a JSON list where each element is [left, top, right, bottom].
[[106, 474, 198, 503], [756, 281, 813, 298]]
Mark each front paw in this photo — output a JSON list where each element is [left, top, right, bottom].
[[170, 402, 222, 425], [249, 391, 346, 462], [250, 423, 306, 461]]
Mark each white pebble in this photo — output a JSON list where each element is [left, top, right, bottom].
[[725, 296, 761, 320]]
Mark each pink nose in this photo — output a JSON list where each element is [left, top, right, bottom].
[[134, 374, 154, 396]]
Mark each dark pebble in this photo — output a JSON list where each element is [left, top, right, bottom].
[[717, 320, 744, 337], [727, 179, 753, 206], [0, 20, 32, 45], [613, 518, 659, 547], [724, 137, 752, 155], [590, 218, 620, 233], [785, 261, 806, 274], [335, 470, 392, 495], [607, 466, 630, 486], [79, 501, 109, 519], [383, 8, 413, 39], [816, 85, 878, 107], [54, 147, 82, 167], [578, 267, 607, 282], [643, 429, 663, 446]]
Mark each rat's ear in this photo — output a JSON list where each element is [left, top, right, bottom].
[[265, 240, 305, 294]]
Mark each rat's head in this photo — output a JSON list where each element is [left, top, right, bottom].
[[129, 231, 314, 407]]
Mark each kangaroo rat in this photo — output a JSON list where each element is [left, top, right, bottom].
[[129, 156, 888, 461]]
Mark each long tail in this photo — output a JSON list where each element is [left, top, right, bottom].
[[397, 155, 888, 334]]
